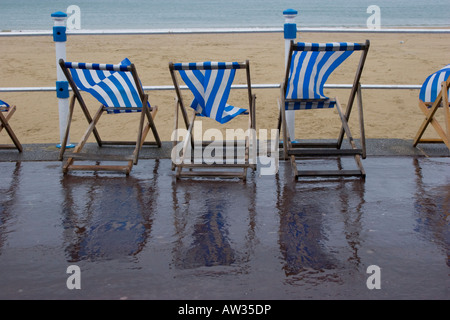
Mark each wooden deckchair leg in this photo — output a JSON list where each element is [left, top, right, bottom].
[[133, 97, 148, 165], [356, 84, 366, 159], [140, 106, 158, 146], [76, 106, 104, 153], [413, 100, 436, 145], [0, 104, 16, 129], [442, 81, 450, 143], [0, 106, 22, 152], [337, 41, 370, 149], [63, 106, 104, 174], [335, 97, 365, 177], [172, 98, 180, 171], [413, 100, 450, 148], [145, 103, 161, 148]]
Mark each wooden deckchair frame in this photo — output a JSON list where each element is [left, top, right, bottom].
[[278, 40, 370, 180], [413, 77, 450, 150], [0, 104, 22, 152], [169, 60, 256, 181], [58, 59, 161, 175]]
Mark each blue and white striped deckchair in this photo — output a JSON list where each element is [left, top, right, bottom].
[[0, 99, 22, 152], [414, 64, 450, 150], [169, 60, 256, 180], [279, 40, 370, 179], [58, 58, 161, 175]]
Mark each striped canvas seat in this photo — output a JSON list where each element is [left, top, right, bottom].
[[172, 62, 247, 124], [419, 64, 450, 105], [64, 58, 148, 114], [285, 42, 364, 110]]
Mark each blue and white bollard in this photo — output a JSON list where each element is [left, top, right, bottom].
[[51, 11, 74, 148], [283, 9, 297, 142]]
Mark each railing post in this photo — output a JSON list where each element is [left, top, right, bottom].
[[51, 11, 74, 148], [283, 9, 297, 141]]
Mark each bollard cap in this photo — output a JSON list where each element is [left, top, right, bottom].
[[283, 9, 298, 17], [51, 11, 67, 19]]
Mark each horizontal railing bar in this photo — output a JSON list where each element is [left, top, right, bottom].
[[0, 84, 422, 93], [1, 27, 449, 37]]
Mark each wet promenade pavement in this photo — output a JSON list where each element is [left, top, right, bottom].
[[0, 139, 448, 300]]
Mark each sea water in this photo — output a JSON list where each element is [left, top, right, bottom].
[[1, 0, 449, 31]]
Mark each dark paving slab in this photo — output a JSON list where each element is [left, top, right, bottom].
[[0, 139, 448, 162]]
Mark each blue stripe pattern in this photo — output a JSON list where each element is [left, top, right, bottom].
[[65, 58, 147, 114], [419, 64, 450, 104], [174, 62, 246, 124], [285, 42, 358, 110], [0, 99, 10, 110]]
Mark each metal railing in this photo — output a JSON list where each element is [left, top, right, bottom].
[[0, 84, 422, 93], [1, 26, 441, 93], [1, 26, 450, 37]]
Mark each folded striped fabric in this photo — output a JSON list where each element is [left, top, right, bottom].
[[65, 58, 148, 114], [419, 64, 450, 104], [174, 62, 246, 124], [285, 42, 359, 110], [0, 99, 10, 109]]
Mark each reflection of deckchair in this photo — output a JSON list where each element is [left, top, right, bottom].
[[169, 61, 256, 180], [0, 100, 22, 152], [171, 180, 256, 270], [276, 172, 365, 277], [58, 58, 161, 175], [62, 160, 159, 262], [412, 158, 449, 267], [413, 65, 450, 150], [0, 163, 21, 254], [278, 41, 370, 179]]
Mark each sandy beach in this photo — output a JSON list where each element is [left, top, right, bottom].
[[0, 31, 448, 144]]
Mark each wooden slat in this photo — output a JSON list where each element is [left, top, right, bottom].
[[290, 142, 338, 148], [178, 163, 251, 168], [64, 153, 134, 161], [178, 171, 244, 177], [288, 149, 362, 156], [416, 138, 445, 143], [66, 165, 131, 174], [100, 140, 159, 146], [0, 106, 22, 152], [0, 144, 17, 149], [296, 170, 363, 177]]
